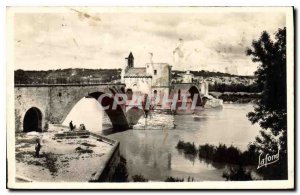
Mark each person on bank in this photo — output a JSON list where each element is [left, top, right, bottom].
[[80, 124, 86, 130], [69, 121, 76, 131], [35, 139, 42, 158]]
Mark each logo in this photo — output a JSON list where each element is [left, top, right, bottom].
[[257, 149, 280, 169], [94, 92, 201, 111]]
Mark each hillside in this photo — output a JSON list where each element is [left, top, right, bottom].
[[14, 68, 259, 93], [15, 68, 122, 84]]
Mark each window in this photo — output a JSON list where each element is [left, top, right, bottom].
[[154, 70, 157, 75]]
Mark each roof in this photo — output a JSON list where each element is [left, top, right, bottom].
[[124, 67, 151, 78]]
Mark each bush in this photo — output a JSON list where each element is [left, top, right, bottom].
[[132, 174, 148, 182], [222, 166, 253, 181], [198, 144, 215, 159], [176, 140, 197, 155], [198, 143, 257, 166], [165, 177, 184, 182]]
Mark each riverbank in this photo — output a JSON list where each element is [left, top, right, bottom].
[[15, 125, 115, 182], [176, 140, 262, 181], [209, 91, 260, 103]]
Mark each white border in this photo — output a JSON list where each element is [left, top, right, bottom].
[[5, 6, 295, 190]]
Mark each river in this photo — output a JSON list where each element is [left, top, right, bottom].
[[63, 98, 261, 181]]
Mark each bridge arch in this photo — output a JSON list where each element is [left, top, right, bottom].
[[126, 88, 133, 100], [171, 83, 203, 106], [23, 107, 42, 132], [81, 91, 130, 131]]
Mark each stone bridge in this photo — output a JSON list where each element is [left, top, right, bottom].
[[14, 83, 143, 133]]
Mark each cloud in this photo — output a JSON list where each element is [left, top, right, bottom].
[[13, 10, 286, 75], [71, 8, 101, 26]]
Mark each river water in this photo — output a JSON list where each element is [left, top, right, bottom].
[[63, 98, 261, 181]]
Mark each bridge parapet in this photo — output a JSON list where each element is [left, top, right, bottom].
[[14, 83, 129, 132]]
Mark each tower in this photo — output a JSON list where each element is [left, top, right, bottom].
[[125, 52, 134, 68], [182, 70, 193, 83]]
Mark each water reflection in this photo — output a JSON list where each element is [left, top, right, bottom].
[[198, 158, 227, 169], [66, 101, 260, 181], [109, 104, 260, 181], [177, 149, 197, 164]]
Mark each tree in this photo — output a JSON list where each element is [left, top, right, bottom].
[[246, 27, 287, 179]]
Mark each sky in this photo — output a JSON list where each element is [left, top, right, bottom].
[[13, 8, 286, 75]]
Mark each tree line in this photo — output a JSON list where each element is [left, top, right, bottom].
[[209, 82, 260, 93]]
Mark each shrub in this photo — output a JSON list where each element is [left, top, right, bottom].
[[222, 166, 252, 181], [176, 140, 197, 155], [165, 177, 184, 182]]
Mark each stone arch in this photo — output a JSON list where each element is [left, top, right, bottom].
[[109, 87, 117, 95], [86, 92, 130, 131], [178, 89, 181, 100], [126, 88, 133, 100], [23, 107, 42, 132], [120, 87, 125, 94], [188, 86, 202, 106]]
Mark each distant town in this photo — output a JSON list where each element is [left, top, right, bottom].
[[15, 68, 258, 93]]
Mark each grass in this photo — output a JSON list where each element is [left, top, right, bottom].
[[16, 150, 59, 176], [15, 151, 35, 162], [81, 142, 96, 147], [165, 177, 184, 182], [15, 137, 37, 145], [43, 153, 59, 176], [27, 160, 44, 166]]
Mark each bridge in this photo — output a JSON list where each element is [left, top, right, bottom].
[[171, 83, 204, 105], [14, 83, 145, 133], [15, 82, 205, 133]]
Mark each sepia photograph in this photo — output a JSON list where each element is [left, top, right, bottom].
[[6, 6, 294, 189]]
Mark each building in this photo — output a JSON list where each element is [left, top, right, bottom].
[[121, 52, 220, 109], [122, 52, 172, 97]]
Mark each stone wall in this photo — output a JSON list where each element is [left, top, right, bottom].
[[15, 87, 50, 132], [88, 133, 121, 182], [14, 84, 127, 132]]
